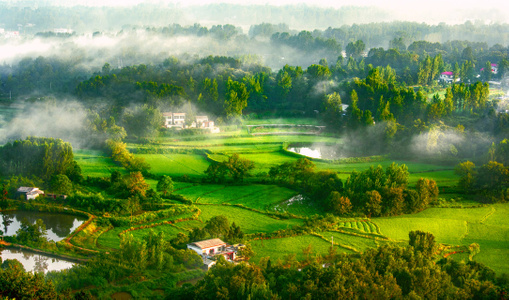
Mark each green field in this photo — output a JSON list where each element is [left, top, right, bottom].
[[71, 127, 509, 276], [328, 231, 378, 252], [251, 234, 352, 263], [139, 153, 210, 177], [373, 203, 509, 274], [198, 204, 304, 234], [74, 149, 124, 177]]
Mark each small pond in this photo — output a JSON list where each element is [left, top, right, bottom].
[[287, 144, 342, 160], [0, 211, 86, 242], [0, 247, 75, 273]]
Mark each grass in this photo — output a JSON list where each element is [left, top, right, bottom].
[[251, 234, 352, 263], [97, 212, 196, 249], [74, 149, 124, 178], [129, 224, 190, 242], [373, 203, 509, 274], [461, 203, 509, 274], [197, 204, 304, 234], [328, 231, 378, 252], [138, 153, 210, 177], [174, 184, 227, 202], [244, 118, 323, 126]]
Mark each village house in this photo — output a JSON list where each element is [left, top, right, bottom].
[[162, 112, 219, 132], [439, 71, 459, 83], [16, 187, 44, 200], [187, 238, 227, 256], [187, 238, 244, 269]]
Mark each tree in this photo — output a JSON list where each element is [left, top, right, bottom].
[[365, 190, 383, 217], [224, 77, 249, 119], [482, 61, 492, 81], [205, 215, 230, 237], [409, 230, 436, 258], [415, 178, 439, 207], [322, 92, 344, 129], [0, 260, 58, 299], [156, 175, 174, 196], [126, 171, 149, 197], [125, 195, 141, 224], [205, 154, 255, 183], [328, 191, 352, 215], [16, 218, 47, 244], [50, 174, 72, 195], [455, 161, 476, 191], [122, 104, 163, 138]]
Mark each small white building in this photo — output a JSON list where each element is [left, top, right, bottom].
[[187, 238, 227, 256], [173, 113, 186, 126], [163, 112, 219, 132], [16, 187, 44, 200], [163, 112, 186, 129], [439, 71, 459, 83]]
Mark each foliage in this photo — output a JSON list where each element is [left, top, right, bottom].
[[178, 237, 506, 299], [106, 140, 150, 173], [0, 261, 58, 299], [50, 174, 73, 195], [156, 175, 174, 196], [205, 153, 255, 183], [15, 218, 48, 244], [0, 137, 81, 181]]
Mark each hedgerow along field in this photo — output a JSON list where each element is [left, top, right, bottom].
[[71, 123, 508, 275]]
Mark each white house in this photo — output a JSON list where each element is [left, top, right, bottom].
[[16, 187, 44, 200], [187, 238, 227, 256], [439, 71, 459, 83], [163, 112, 220, 132]]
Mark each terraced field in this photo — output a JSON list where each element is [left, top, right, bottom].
[[373, 203, 509, 274]]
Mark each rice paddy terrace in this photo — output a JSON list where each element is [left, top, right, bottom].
[[73, 122, 509, 275]]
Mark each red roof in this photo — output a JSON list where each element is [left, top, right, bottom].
[[441, 72, 453, 76]]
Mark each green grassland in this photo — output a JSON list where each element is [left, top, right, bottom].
[[244, 118, 323, 125], [138, 153, 210, 177], [251, 234, 352, 263], [74, 149, 124, 177], [71, 126, 509, 275], [197, 205, 304, 234], [373, 203, 509, 274]]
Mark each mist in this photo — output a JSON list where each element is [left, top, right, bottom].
[[0, 99, 88, 148]]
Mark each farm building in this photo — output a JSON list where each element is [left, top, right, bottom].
[[16, 187, 44, 200], [187, 238, 245, 268], [187, 238, 227, 255], [162, 112, 219, 132], [439, 71, 459, 83]]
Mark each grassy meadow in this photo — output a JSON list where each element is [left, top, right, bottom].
[[68, 123, 509, 275], [74, 149, 124, 178]]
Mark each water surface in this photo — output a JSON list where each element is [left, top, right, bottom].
[[0, 248, 75, 273], [0, 211, 86, 242]]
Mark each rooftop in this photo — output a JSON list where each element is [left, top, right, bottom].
[[191, 238, 226, 249]]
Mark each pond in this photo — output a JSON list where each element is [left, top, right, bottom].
[[0, 247, 75, 273], [287, 144, 343, 160], [0, 211, 86, 242]]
